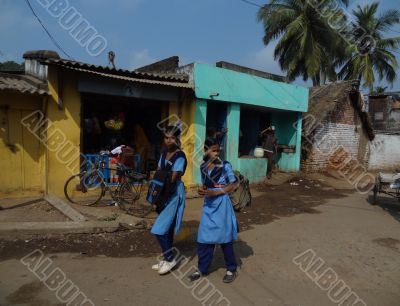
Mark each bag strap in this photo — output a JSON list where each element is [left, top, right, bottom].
[[160, 150, 187, 172], [201, 160, 231, 188], [160, 150, 167, 170]]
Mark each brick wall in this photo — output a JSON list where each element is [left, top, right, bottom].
[[302, 96, 369, 172]]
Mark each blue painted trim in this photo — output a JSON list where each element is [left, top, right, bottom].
[[194, 63, 309, 112], [193, 99, 207, 184]]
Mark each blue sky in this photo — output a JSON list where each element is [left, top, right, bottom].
[[1, 0, 399, 91]]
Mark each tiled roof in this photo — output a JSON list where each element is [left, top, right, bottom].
[[0, 73, 49, 95], [42, 58, 189, 83]]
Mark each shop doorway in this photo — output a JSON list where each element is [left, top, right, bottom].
[[81, 94, 168, 174], [206, 102, 228, 159], [238, 106, 271, 157]]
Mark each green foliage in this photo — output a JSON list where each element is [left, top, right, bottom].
[[338, 3, 400, 90], [0, 61, 24, 72], [258, 1, 400, 89], [370, 85, 388, 95], [257, 0, 348, 85]]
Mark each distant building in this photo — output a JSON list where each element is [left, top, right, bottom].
[[368, 92, 400, 171], [368, 92, 400, 132]]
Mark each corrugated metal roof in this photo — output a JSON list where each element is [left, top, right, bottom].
[[0, 73, 49, 95], [57, 64, 193, 88], [42, 58, 189, 83]]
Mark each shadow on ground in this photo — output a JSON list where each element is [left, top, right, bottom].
[[0, 176, 350, 261], [367, 193, 400, 223]]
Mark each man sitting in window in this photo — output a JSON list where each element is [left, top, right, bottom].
[[260, 126, 278, 179]]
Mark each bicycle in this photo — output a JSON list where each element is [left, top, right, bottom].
[[64, 153, 152, 217]]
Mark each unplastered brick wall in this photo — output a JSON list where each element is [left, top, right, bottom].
[[302, 96, 367, 172], [368, 133, 400, 170], [302, 122, 361, 172], [330, 96, 358, 125]]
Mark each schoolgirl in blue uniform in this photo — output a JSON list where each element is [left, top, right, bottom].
[[151, 126, 187, 275], [189, 138, 239, 283]]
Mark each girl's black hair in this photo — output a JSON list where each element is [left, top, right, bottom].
[[164, 125, 181, 138], [164, 125, 181, 149], [204, 137, 220, 150], [203, 137, 220, 162]]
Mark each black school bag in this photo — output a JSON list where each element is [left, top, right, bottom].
[[230, 171, 252, 212], [146, 150, 187, 214], [200, 161, 251, 212]]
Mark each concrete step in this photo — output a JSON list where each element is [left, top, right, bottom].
[[0, 221, 120, 237]]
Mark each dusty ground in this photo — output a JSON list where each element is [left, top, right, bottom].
[[0, 199, 69, 222], [0, 175, 400, 305], [0, 177, 348, 260]]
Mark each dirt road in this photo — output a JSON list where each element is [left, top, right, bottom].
[[1, 180, 400, 306]]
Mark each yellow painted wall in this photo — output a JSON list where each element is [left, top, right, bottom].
[[0, 92, 45, 198], [1, 64, 199, 200], [168, 98, 196, 187], [46, 67, 81, 197], [45, 67, 198, 197]]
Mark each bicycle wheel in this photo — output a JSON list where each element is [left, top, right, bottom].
[[118, 181, 151, 217], [64, 170, 105, 206]]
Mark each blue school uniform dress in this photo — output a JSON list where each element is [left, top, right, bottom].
[[198, 161, 238, 244], [197, 160, 238, 274], [151, 150, 187, 262]]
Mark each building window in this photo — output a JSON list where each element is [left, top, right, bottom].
[[238, 106, 271, 157]]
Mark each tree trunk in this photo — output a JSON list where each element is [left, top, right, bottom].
[[320, 71, 326, 85], [312, 75, 320, 86]]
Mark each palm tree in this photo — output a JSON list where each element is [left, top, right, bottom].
[[257, 0, 347, 85], [371, 85, 388, 95], [338, 3, 400, 90]]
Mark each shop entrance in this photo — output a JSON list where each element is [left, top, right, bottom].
[[81, 94, 168, 174], [206, 102, 228, 159], [238, 106, 272, 157]]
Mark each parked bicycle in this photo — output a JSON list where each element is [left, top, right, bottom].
[[64, 153, 152, 217]]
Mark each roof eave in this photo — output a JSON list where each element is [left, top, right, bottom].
[[41, 59, 189, 83]]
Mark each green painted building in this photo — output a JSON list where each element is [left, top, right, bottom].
[[180, 62, 309, 184]]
